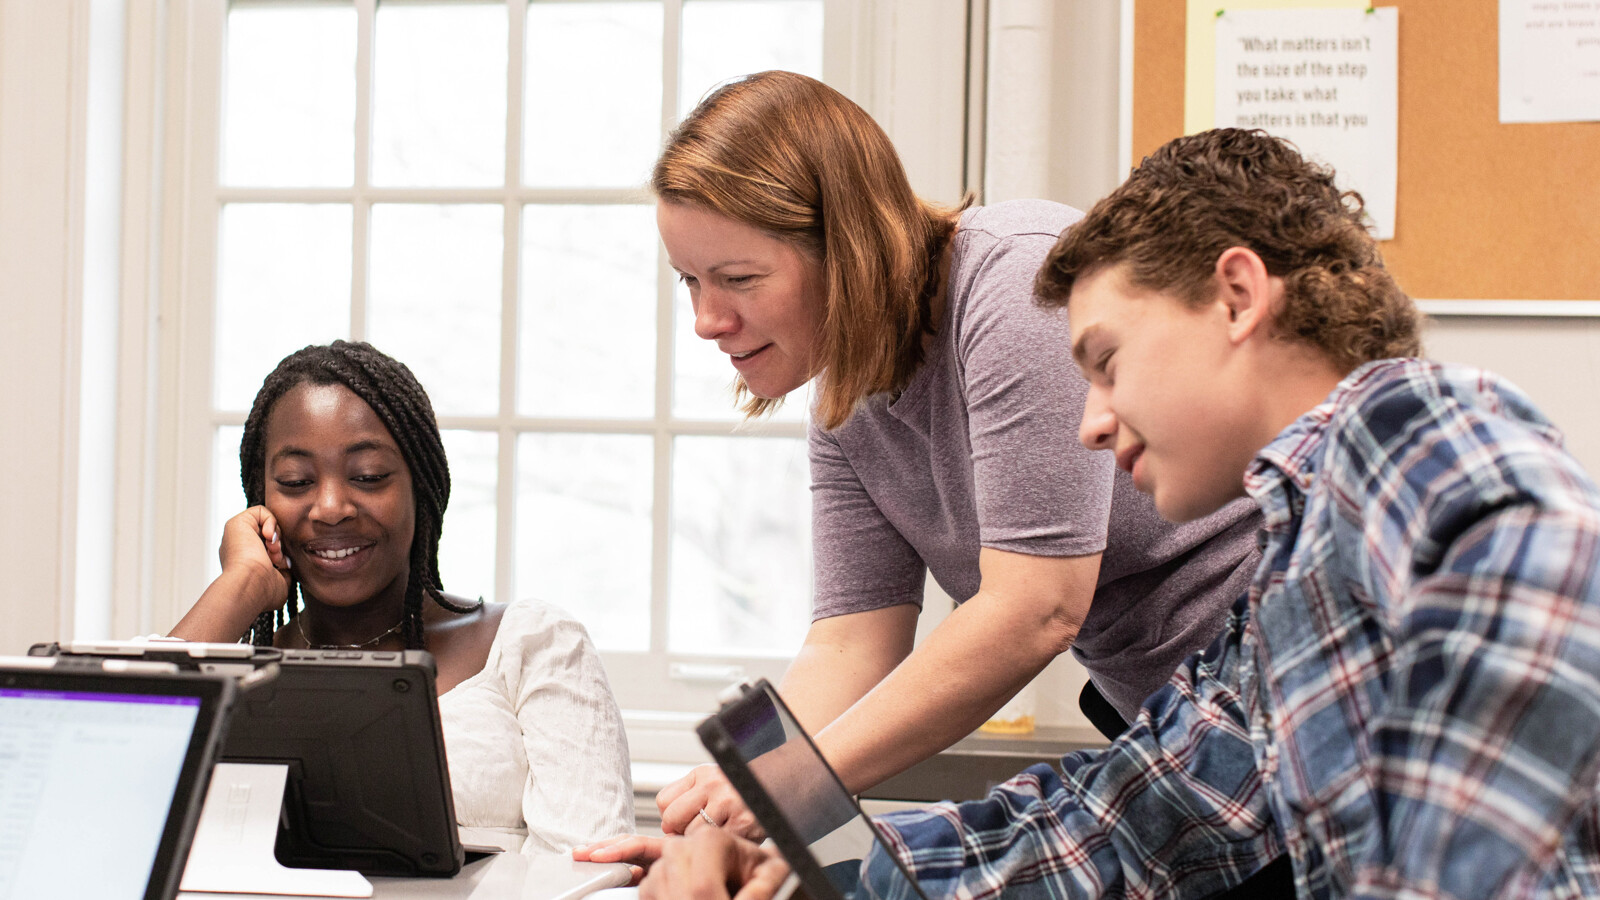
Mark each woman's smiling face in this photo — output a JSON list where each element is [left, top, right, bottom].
[[656, 201, 826, 401], [262, 382, 415, 610]]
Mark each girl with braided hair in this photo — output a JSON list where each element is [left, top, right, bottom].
[[171, 340, 632, 853]]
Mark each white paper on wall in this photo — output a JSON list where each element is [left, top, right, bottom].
[[1213, 7, 1399, 239], [1500, 0, 1600, 123]]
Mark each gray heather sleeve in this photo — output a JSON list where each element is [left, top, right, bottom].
[[955, 233, 1115, 556], [809, 421, 927, 620]]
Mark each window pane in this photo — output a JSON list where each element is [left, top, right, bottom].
[[515, 433, 653, 651], [439, 430, 498, 604], [215, 204, 352, 411], [367, 204, 503, 417], [670, 281, 736, 420], [679, 0, 823, 116], [222, 3, 356, 187], [520, 205, 656, 418], [672, 282, 807, 422], [525, 2, 663, 187], [207, 426, 248, 583], [372, 2, 507, 186], [670, 436, 811, 656]]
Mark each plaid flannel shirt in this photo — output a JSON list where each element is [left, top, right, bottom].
[[866, 359, 1600, 899]]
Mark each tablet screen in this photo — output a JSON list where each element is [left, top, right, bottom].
[[0, 687, 202, 900], [701, 681, 927, 900]]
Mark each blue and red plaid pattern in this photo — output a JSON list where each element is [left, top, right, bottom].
[[864, 359, 1600, 899]]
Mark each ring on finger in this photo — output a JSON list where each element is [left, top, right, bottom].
[[697, 807, 717, 829]]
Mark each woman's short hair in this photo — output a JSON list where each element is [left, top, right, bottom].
[[239, 340, 476, 648], [1035, 128, 1420, 371], [653, 70, 965, 430]]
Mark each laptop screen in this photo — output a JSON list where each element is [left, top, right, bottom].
[[0, 670, 230, 900]]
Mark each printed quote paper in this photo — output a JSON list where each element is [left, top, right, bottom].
[[1214, 7, 1399, 238]]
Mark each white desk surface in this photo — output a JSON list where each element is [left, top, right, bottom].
[[177, 853, 632, 900]]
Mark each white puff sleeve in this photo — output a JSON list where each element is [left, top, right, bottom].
[[438, 600, 633, 854]]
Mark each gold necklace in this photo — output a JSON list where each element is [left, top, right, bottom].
[[293, 613, 405, 650]]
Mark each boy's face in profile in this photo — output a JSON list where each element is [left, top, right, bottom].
[[1067, 262, 1262, 523]]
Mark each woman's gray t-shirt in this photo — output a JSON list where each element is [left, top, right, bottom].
[[809, 200, 1262, 720]]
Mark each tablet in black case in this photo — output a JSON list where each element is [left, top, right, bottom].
[[697, 679, 929, 900]]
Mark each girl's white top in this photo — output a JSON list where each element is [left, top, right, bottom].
[[438, 599, 633, 853]]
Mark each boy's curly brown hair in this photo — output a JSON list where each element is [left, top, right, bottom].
[[1035, 128, 1420, 371]]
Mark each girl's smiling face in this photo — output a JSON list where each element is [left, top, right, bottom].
[[262, 382, 415, 610]]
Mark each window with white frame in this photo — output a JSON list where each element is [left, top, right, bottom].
[[189, 0, 833, 714]]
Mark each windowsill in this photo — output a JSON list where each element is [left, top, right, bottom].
[[936, 723, 1108, 758], [866, 725, 1109, 804], [632, 760, 699, 796]]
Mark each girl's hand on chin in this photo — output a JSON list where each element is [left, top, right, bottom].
[[172, 506, 294, 642], [219, 506, 292, 614]]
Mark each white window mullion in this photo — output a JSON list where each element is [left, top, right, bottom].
[[351, 196, 371, 342], [496, 423, 517, 606], [212, 186, 650, 204], [156, 0, 227, 634], [109, 0, 169, 640], [650, 0, 685, 661], [354, 0, 374, 193], [504, 0, 524, 193], [351, 0, 374, 342], [649, 425, 673, 659], [662, 0, 683, 127], [497, 0, 526, 608], [213, 187, 354, 202], [430, 415, 803, 439]]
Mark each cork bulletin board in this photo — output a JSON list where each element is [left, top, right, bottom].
[[1131, 0, 1600, 301]]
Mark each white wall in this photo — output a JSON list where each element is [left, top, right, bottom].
[[839, 0, 970, 204], [0, 0, 136, 655], [1424, 318, 1600, 474], [1044, 0, 1123, 211], [0, 0, 88, 655], [980, 0, 1126, 210]]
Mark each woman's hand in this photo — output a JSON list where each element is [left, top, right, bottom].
[[637, 829, 791, 900], [657, 764, 766, 841], [572, 834, 672, 885], [169, 506, 292, 643], [654, 605, 921, 840]]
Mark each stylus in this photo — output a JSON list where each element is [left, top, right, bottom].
[[772, 871, 800, 900], [65, 639, 260, 658], [236, 661, 281, 693], [94, 659, 182, 674], [2, 655, 183, 675], [755, 841, 799, 900]]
